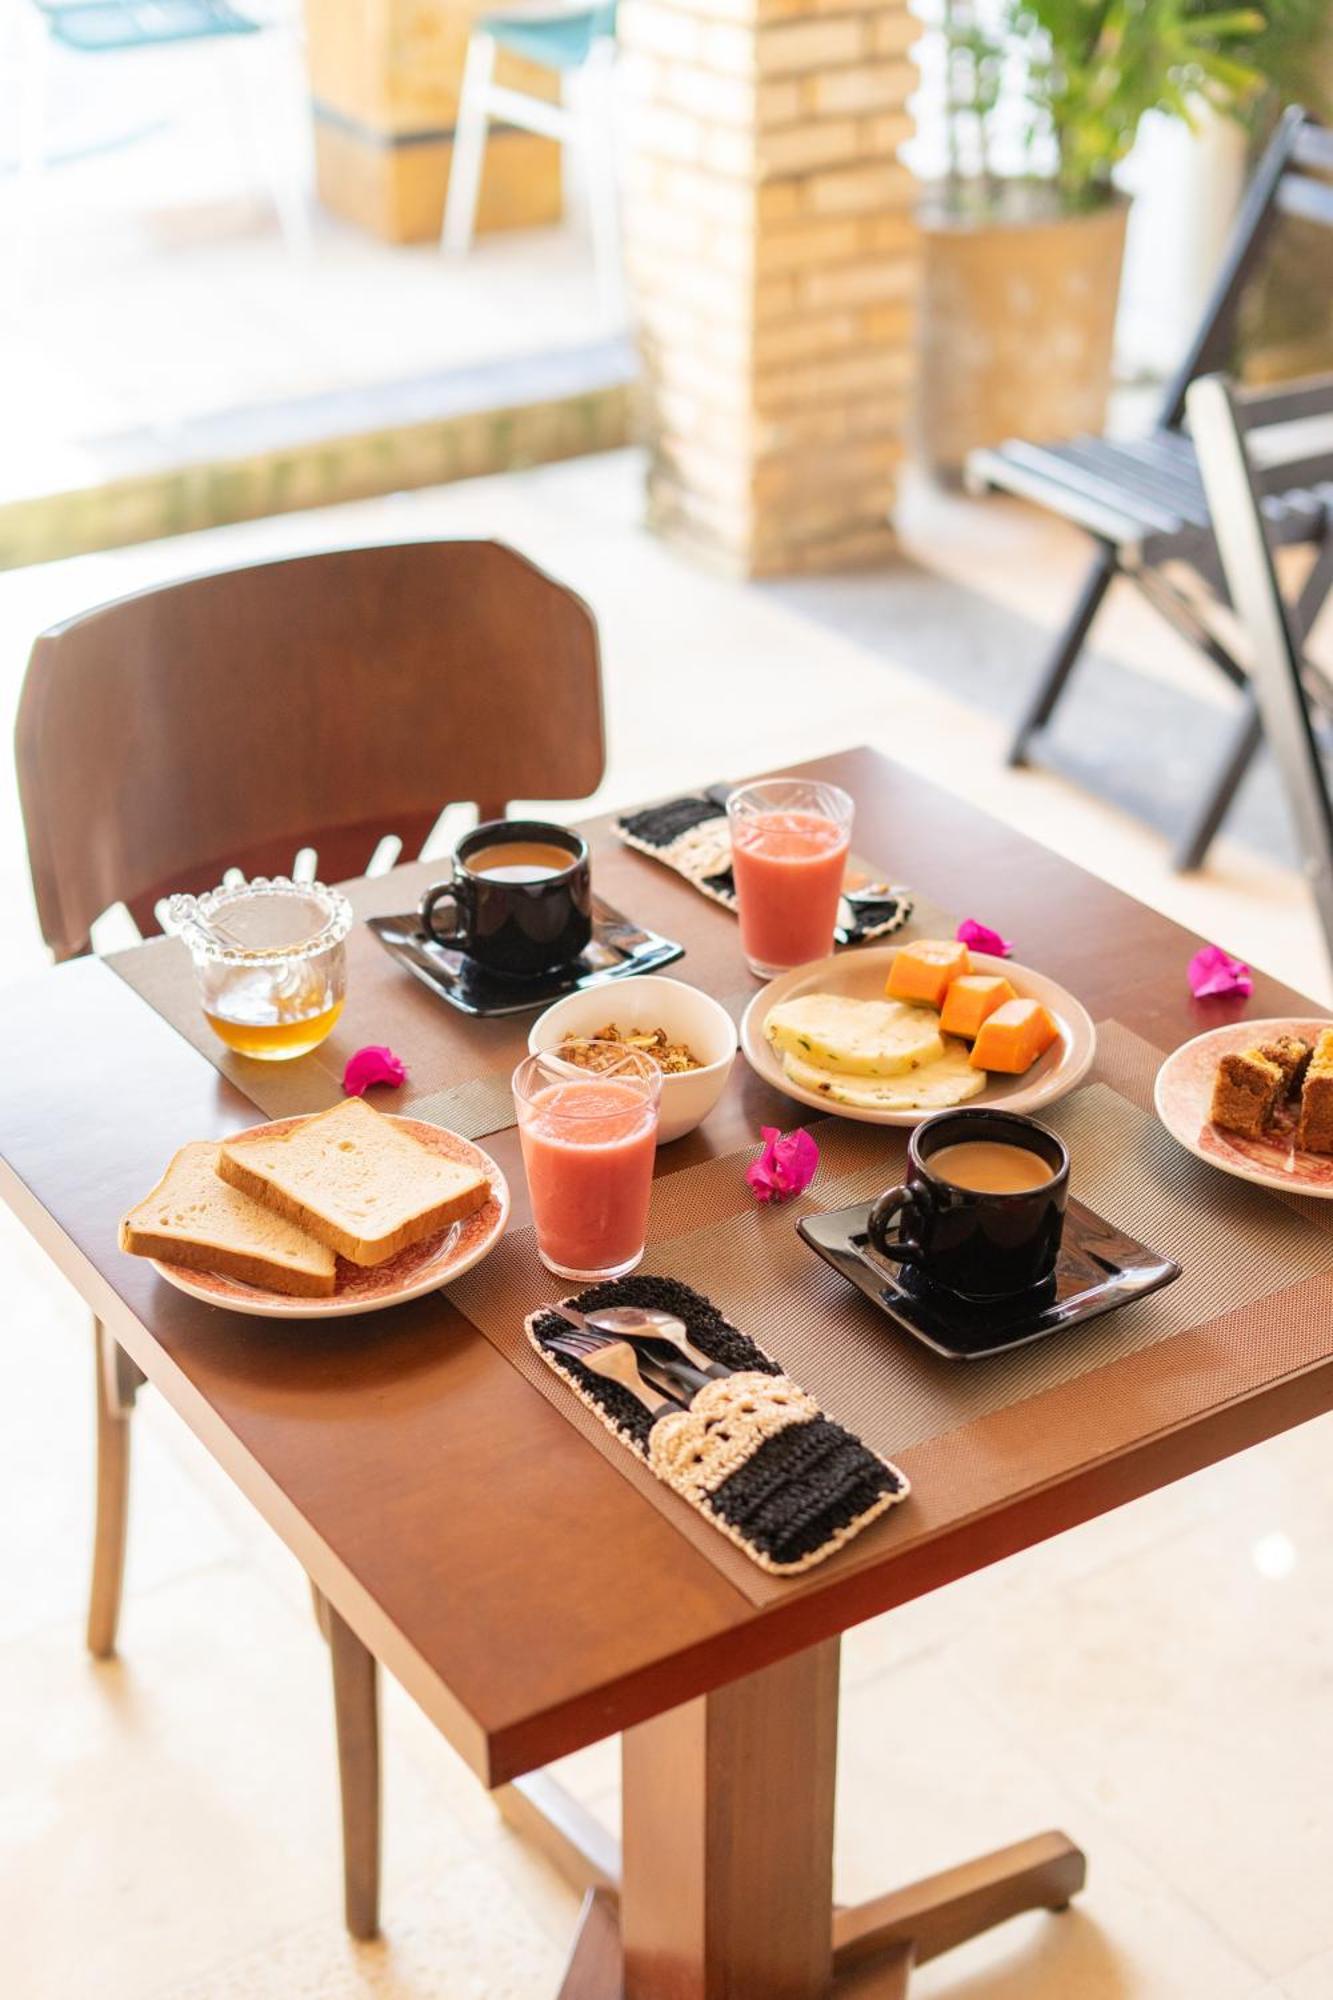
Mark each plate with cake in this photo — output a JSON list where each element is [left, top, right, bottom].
[[1154, 1019, 1333, 1195], [118, 1097, 510, 1317]]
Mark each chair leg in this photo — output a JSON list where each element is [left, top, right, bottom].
[[1009, 546, 1117, 767], [313, 1587, 382, 1940], [87, 1320, 142, 1660], [442, 33, 496, 255], [1172, 689, 1265, 871], [574, 48, 625, 324]]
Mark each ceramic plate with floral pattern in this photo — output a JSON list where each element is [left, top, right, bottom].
[[1155, 1018, 1333, 1197], [152, 1114, 510, 1318]]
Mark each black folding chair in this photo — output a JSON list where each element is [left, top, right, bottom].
[[969, 104, 1333, 871], [1190, 372, 1333, 971]]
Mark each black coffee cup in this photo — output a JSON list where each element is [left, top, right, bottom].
[[867, 1108, 1069, 1302], [419, 820, 592, 978]]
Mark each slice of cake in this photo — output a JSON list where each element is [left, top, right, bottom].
[[1210, 1046, 1288, 1139], [1298, 1030, 1333, 1154], [1259, 1035, 1313, 1095]]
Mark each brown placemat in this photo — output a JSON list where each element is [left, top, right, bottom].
[[103, 832, 953, 1141], [449, 1033, 1333, 1605]]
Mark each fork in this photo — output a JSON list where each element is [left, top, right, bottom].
[[573, 1303, 730, 1380], [541, 1328, 686, 1420]]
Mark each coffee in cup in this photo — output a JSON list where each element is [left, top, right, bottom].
[[867, 1108, 1068, 1301], [420, 820, 593, 977]]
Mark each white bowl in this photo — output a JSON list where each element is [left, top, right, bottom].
[[528, 977, 738, 1144]]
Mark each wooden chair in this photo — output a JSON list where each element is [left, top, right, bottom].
[[15, 537, 604, 1937], [969, 105, 1333, 871], [1190, 373, 1333, 972]]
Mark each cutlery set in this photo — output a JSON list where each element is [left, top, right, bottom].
[[540, 1300, 730, 1415]]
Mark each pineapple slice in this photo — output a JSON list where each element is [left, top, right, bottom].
[[781, 1040, 985, 1109], [764, 994, 944, 1078]]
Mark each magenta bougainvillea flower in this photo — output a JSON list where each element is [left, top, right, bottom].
[[746, 1125, 819, 1204], [1188, 945, 1253, 1001], [342, 1044, 408, 1095], [956, 918, 1013, 958]]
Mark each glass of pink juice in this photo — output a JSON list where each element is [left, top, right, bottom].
[[512, 1047, 662, 1280], [727, 779, 853, 977]]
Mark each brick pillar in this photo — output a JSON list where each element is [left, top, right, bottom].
[[620, 0, 919, 576]]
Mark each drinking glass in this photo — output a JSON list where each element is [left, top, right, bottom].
[[513, 1046, 662, 1280], [168, 877, 353, 1061], [726, 778, 854, 977]]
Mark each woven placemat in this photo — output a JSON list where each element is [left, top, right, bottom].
[[103, 832, 952, 1141], [449, 1027, 1333, 1605]]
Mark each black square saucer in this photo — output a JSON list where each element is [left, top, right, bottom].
[[367, 893, 685, 1018], [798, 1196, 1181, 1361]]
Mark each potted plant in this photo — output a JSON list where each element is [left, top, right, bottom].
[[919, 0, 1275, 474]]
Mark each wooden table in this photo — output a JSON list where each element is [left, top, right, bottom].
[[4, 746, 1328, 1999]]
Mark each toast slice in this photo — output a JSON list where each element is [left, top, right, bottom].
[[119, 1141, 336, 1298], [217, 1097, 489, 1267]]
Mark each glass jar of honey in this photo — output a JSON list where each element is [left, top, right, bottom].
[[168, 877, 353, 1061]]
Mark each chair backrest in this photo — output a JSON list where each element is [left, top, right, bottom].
[[1161, 106, 1333, 432], [16, 539, 605, 960], [1188, 372, 1333, 966]]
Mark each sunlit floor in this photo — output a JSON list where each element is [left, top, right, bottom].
[[1, 452, 1330, 1999], [0, 21, 609, 505]]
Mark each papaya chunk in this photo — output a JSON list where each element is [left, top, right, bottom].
[[939, 973, 1017, 1040], [970, 997, 1060, 1073], [885, 939, 971, 1010]]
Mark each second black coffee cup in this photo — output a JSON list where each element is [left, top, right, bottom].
[[867, 1108, 1069, 1302], [420, 820, 592, 978]]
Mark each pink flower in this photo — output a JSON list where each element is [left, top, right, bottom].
[[1188, 945, 1253, 1001], [746, 1125, 819, 1204], [957, 918, 1013, 958], [342, 1044, 408, 1095]]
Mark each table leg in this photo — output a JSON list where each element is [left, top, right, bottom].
[[620, 1638, 840, 2000], [312, 1587, 382, 1940], [87, 1319, 143, 1659]]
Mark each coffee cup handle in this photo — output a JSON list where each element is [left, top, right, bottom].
[[421, 871, 469, 946], [867, 1184, 927, 1268]]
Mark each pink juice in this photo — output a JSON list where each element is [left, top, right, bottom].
[[731, 810, 850, 973], [518, 1077, 659, 1279]]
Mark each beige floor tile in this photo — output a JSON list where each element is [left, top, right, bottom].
[[942, 1499, 1333, 1979], [1283, 1948, 1333, 1997], [163, 1851, 568, 2000]]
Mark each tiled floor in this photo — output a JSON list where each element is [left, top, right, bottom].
[[2, 451, 1331, 1999]]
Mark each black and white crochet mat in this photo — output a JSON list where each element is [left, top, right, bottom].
[[616, 786, 913, 946], [527, 1275, 908, 1576]]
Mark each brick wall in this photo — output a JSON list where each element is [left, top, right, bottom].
[[621, 0, 920, 575]]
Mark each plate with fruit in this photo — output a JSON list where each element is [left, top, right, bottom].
[[1154, 1019, 1333, 1196], [740, 938, 1097, 1126]]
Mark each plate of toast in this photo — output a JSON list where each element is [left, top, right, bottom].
[[119, 1097, 509, 1317], [1155, 1019, 1333, 1196]]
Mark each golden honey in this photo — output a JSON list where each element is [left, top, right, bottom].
[[203, 997, 345, 1060]]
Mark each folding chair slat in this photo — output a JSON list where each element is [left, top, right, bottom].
[[1001, 441, 1185, 536], [1053, 438, 1210, 527], [969, 445, 1149, 545], [1277, 175, 1333, 228], [1294, 123, 1333, 172], [1108, 437, 1212, 511]]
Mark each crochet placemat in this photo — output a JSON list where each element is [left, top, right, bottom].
[[451, 1024, 1333, 1605], [616, 787, 913, 944], [527, 1277, 909, 1575]]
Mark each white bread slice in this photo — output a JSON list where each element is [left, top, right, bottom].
[[216, 1098, 489, 1268], [119, 1141, 336, 1298]]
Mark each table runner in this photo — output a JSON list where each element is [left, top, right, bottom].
[[104, 831, 953, 1140], [450, 1022, 1333, 1605]]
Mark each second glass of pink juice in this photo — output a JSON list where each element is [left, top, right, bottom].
[[727, 779, 853, 977], [513, 1047, 662, 1280]]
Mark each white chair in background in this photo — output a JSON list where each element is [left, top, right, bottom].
[[441, 1, 623, 321]]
